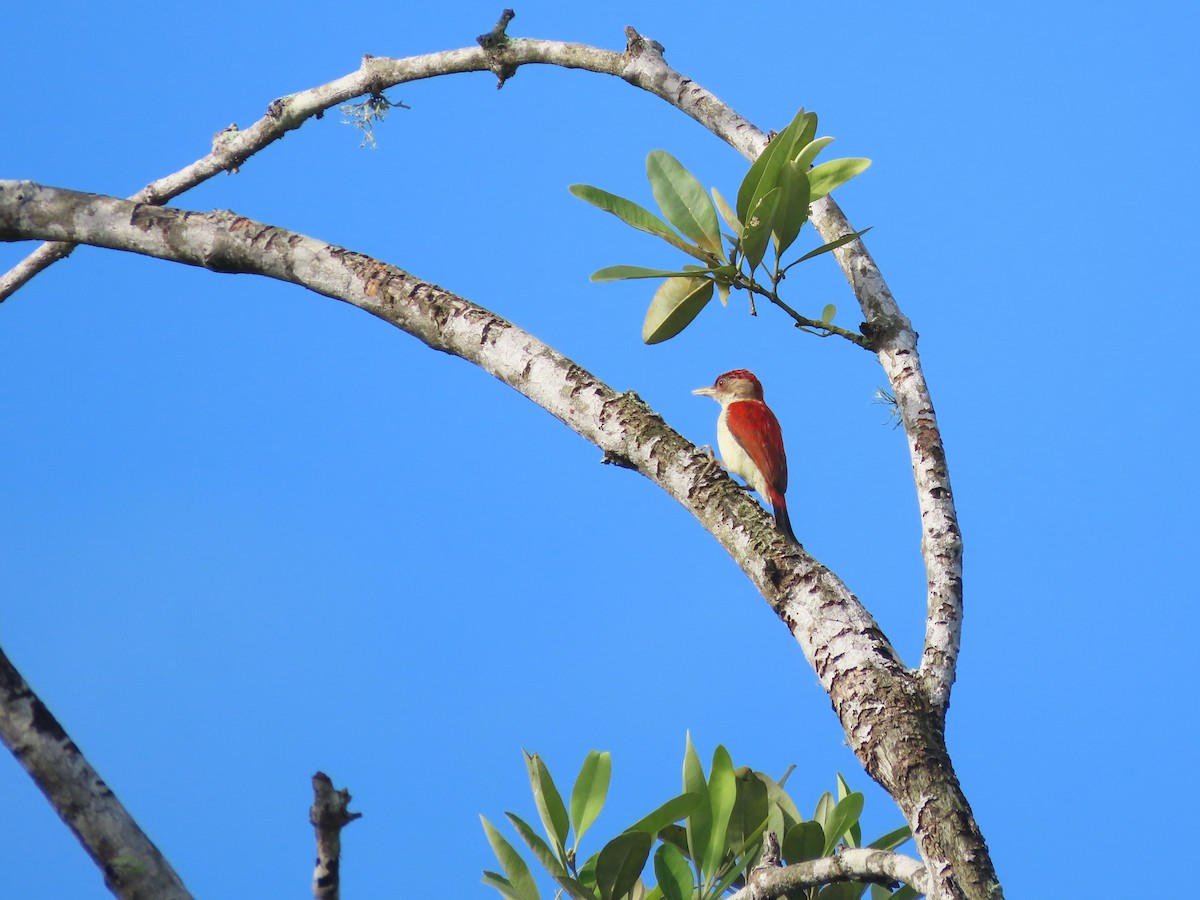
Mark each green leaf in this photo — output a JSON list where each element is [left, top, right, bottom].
[[771, 160, 812, 259], [813, 792, 833, 831], [793, 135, 835, 170], [702, 745, 737, 882], [736, 108, 814, 221], [867, 824, 912, 852], [711, 854, 754, 898], [793, 109, 819, 154], [569, 184, 676, 239], [820, 304, 837, 324], [740, 187, 781, 271], [682, 733, 711, 879], [726, 769, 769, 853], [481, 816, 541, 900], [835, 777, 864, 854], [716, 280, 730, 307], [757, 772, 803, 828], [571, 751, 612, 847], [789, 228, 872, 267], [711, 187, 743, 236], [755, 771, 801, 854], [596, 831, 653, 900], [525, 751, 570, 859], [507, 813, 568, 878], [889, 885, 921, 900], [647, 150, 722, 254], [653, 843, 694, 900], [591, 266, 700, 282], [553, 875, 600, 900], [578, 852, 600, 889], [822, 793, 865, 855], [806, 157, 871, 202], [781, 820, 824, 864], [482, 870, 523, 900], [657, 825, 690, 860], [642, 276, 714, 345], [569, 184, 713, 263], [627, 792, 703, 837]]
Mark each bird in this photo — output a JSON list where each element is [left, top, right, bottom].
[[693, 369, 796, 543]]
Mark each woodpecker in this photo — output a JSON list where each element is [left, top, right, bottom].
[[693, 369, 796, 543]]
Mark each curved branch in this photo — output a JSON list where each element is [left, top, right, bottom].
[[808, 196, 963, 719], [733, 848, 929, 900], [0, 644, 193, 900], [0, 180, 997, 899], [0, 20, 964, 725], [0, 25, 757, 303], [0, 12, 962, 721]]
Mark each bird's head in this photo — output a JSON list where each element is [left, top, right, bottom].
[[692, 369, 765, 404]]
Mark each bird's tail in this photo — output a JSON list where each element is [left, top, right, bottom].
[[771, 496, 798, 545]]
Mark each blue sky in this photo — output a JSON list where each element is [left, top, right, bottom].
[[2, 1, 1196, 897]]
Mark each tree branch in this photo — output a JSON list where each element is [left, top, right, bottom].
[[734, 848, 929, 900], [0, 19, 964, 726], [0, 180, 997, 899], [0, 643, 193, 900], [310, 773, 361, 900], [808, 195, 964, 719], [0, 23, 759, 303]]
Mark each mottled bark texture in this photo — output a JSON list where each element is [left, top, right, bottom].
[[0, 646, 192, 900], [735, 846, 930, 899], [0, 21, 988, 900], [310, 773, 361, 900], [1, 180, 995, 898]]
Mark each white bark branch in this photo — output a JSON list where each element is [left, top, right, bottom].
[[0, 25, 757, 303], [0, 18, 963, 721], [0, 644, 193, 900], [808, 196, 964, 720], [734, 848, 929, 899], [0, 180, 997, 899]]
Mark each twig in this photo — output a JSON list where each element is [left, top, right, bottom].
[[310, 773, 362, 900], [1, 25, 755, 303]]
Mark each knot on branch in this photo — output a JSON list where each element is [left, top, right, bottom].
[[310, 772, 361, 831], [210, 123, 242, 174], [477, 9, 519, 87], [600, 450, 638, 470], [858, 313, 910, 353], [477, 9, 515, 49], [623, 26, 666, 60], [755, 831, 782, 871]]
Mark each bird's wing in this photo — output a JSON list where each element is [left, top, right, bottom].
[[725, 400, 788, 495]]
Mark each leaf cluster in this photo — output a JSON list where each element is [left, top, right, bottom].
[[481, 738, 913, 900], [570, 110, 870, 344]]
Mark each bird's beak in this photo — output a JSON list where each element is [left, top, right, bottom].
[[692, 386, 716, 398]]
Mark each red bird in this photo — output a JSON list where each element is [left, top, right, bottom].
[[693, 369, 796, 543]]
